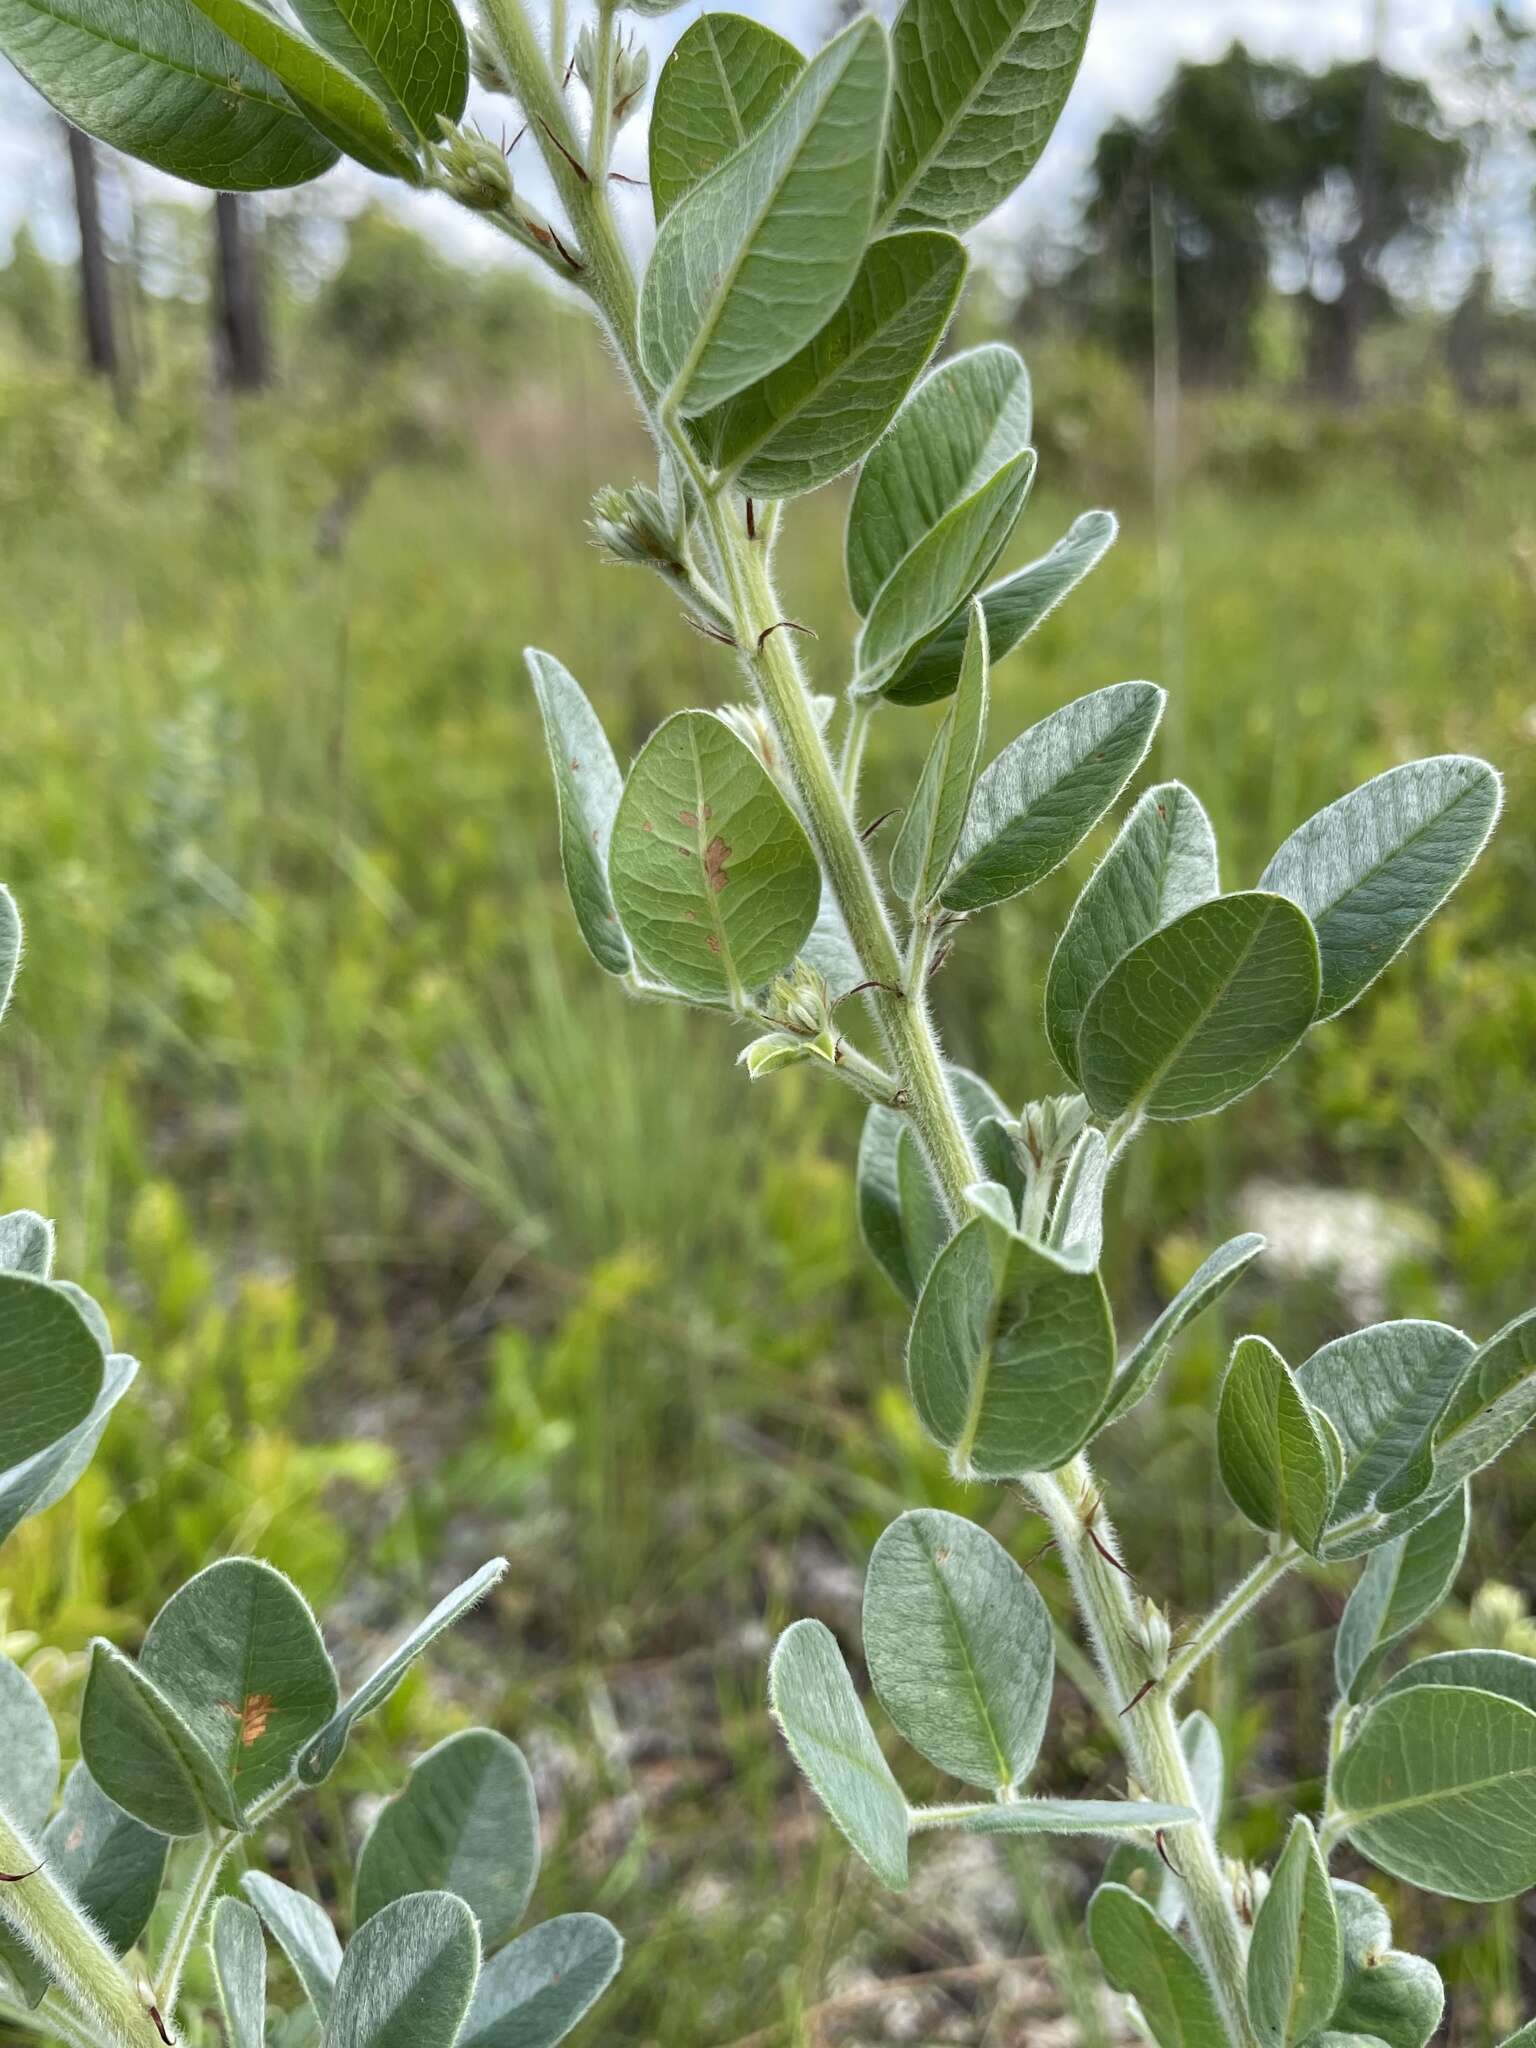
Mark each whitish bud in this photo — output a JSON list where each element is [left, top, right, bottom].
[[1018, 1092, 1091, 1171], [741, 1033, 813, 1081], [430, 126, 514, 212], [469, 25, 513, 95], [590, 484, 686, 573], [1135, 1597, 1171, 1676], [575, 25, 650, 128], [763, 963, 837, 1050]]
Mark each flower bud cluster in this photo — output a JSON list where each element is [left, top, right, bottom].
[[575, 23, 650, 127]]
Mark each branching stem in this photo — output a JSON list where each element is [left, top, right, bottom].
[[1164, 1543, 1301, 1697], [152, 1830, 234, 2021]]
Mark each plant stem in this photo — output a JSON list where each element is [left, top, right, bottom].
[[152, 1830, 234, 2022], [839, 699, 874, 806], [586, 1, 619, 181], [0, 1801, 156, 2048], [1165, 1544, 1301, 1697], [1022, 1466, 1259, 2048], [703, 500, 981, 1212], [475, 49, 985, 1217]]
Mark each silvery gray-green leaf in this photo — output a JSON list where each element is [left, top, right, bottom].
[[527, 650, 632, 977], [1217, 1336, 1334, 1555], [696, 231, 967, 500], [846, 344, 1032, 616], [1077, 893, 1320, 1122], [881, 508, 1118, 708], [79, 1639, 242, 1836], [879, 0, 1097, 235], [1259, 755, 1501, 1021], [458, 1913, 623, 2048], [889, 601, 989, 910], [853, 450, 1034, 695], [0, 1273, 105, 1481], [639, 19, 890, 415], [139, 1557, 338, 1813], [906, 1212, 1114, 1479], [1247, 1817, 1341, 2048], [1426, 1306, 1536, 1497], [1087, 1882, 1226, 2048], [298, 1557, 507, 1785], [767, 1618, 909, 1891], [212, 1898, 268, 2048], [609, 712, 821, 1004], [941, 682, 1165, 914], [862, 1509, 1052, 1792], [325, 1891, 480, 2048], [0, 0, 340, 189], [1376, 1647, 1536, 1713], [1181, 1712, 1223, 1835], [1496, 2026, 1536, 2048], [184, 0, 418, 180], [1046, 781, 1220, 1085], [1296, 1320, 1475, 1526], [243, 1872, 343, 2023], [0, 1654, 59, 1836], [1334, 1485, 1469, 1702], [895, 1127, 948, 1298], [647, 12, 804, 221], [0, 1351, 137, 1546], [857, 1105, 919, 1304], [355, 1729, 539, 1953], [1097, 1234, 1265, 1432], [283, 0, 466, 144], [0, 1211, 53, 1279], [1336, 1682, 1536, 1901], [1047, 1126, 1106, 1268]]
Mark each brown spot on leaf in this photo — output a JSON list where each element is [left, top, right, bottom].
[[707, 934, 721, 953], [220, 1693, 275, 1747], [678, 808, 699, 828], [705, 836, 731, 894], [642, 820, 654, 833]]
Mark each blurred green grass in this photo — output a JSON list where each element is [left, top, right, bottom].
[[1, 318, 1534, 2042]]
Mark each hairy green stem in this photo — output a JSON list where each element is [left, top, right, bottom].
[[152, 1831, 234, 2021], [0, 1802, 156, 2048], [586, 1, 619, 180], [1023, 1467, 1259, 2048], [472, 45, 984, 1217], [1165, 1543, 1301, 1697]]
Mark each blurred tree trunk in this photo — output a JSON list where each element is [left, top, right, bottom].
[[1326, 3, 1390, 403], [212, 192, 270, 391], [64, 122, 125, 405]]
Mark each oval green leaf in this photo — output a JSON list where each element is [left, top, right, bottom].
[[243, 1872, 343, 2023], [906, 1212, 1115, 1480], [1217, 1336, 1334, 1555], [299, 1559, 506, 1787], [212, 1898, 267, 2048], [284, 0, 467, 142], [1428, 1306, 1536, 1498], [326, 1892, 480, 2048], [1046, 781, 1220, 1085], [648, 12, 805, 222], [1078, 892, 1320, 1122], [863, 1509, 1052, 1793], [768, 1618, 909, 1892], [0, 0, 340, 189], [1297, 1320, 1475, 1526], [696, 231, 967, 500], [846, 343, 1032, 616], [1335, 1485, 1469, 1703], [80, 1639, 241, 1837], [1247, 1817, 1342, 2048], [639, 18, 890, 415], [458, 1913, 623, 2048], [609, 711, 820, 1004], [854, 452, 1033, 696], [881, 509, 1118, 708], [941, 682, 1165, 915], [1259, 755, 1501, 1022], [0, 1273, 105, 1475], [1087, 1882, 1227, 2048], [355, 1729, 539, 1954], [0, 1351, 137, 1549], [1098, 1234, 1265, 1433], [140, 1557, 338, 1812], [1337, 1683, 1536, 1902], [889, 601, 989, 911], [526, 649, 632, 977], [879, 0, 1097, 236], [185, 0, 417, 177], [0, 1655, 58, 1836]]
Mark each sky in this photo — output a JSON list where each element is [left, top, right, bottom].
[[0, 0, 1516, 297]]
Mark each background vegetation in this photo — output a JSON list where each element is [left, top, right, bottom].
[[1, 10, 1534, 2041]]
